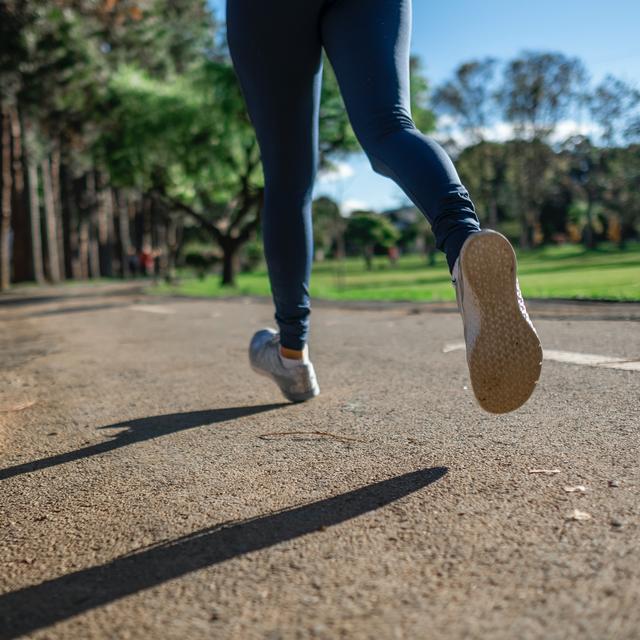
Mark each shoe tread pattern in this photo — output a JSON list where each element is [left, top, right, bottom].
[[461, 231, 543, 414]]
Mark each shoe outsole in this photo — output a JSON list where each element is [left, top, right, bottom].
[[250, 364, 320, 403], [459, 230, 543, 414]]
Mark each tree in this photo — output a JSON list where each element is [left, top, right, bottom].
[[497, 51, 587, 246], [560, 136, 607, 248], [400, 213, 437, 265], [345, 211, 400, 270], [312, 196, 345, 260], [0, 0, 221, 289], [498, 51, 587, 141], [0, 108, 12, 291], [100, 61, 263, 286], [0, 0, 438, 288], [455, 141, 509, 229], [600, 145, 640, 246], [433, 58, 498, 146], [589, 75, 640, 147], [433, 59, 502, 227]]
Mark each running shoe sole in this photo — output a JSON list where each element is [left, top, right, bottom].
[[250, 364, 319, 403], [459, 231, 543, 414]]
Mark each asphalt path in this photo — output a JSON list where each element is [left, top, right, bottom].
[[1, 284, 639, 639]]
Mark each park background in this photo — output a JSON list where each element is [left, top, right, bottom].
[[1, 0, 639, 302]]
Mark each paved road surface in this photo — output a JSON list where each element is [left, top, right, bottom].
[[1, 285, 639, 639]]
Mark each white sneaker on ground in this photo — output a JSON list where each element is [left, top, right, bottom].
[[249, 328, 320, 403], [452, 230, 543, 414]]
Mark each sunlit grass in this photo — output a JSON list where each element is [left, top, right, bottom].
[[153, 243, 640, 302]]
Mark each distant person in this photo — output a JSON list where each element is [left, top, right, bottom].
[[228, 0, 542, 413], [139, 245, 155, 277], [127, 247, 140, 277]]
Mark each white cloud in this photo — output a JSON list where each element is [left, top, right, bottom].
[[317, 161, 355, 184], [434, 118, 602, 147], [340, 198, 370, 216], [550, 120, 603, 143]]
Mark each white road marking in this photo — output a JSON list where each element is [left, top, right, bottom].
[[129, 305, 176, 315], [443, 343, 640, 372], [544, 349, 640, 371]]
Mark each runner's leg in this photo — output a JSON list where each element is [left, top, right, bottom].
[[226, 0, 324, 350], [320, 0, 481, 271]]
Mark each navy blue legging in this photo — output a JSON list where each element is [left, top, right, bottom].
[[226, 0, 481, 350]]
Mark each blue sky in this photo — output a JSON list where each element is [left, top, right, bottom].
[[209, 0, 640, 212]]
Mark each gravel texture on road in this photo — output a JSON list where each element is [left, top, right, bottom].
[[1, 285, 639, 639]]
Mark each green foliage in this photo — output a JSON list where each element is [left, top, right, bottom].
[[97, 0, 217, 77], [408, 56, 436, 133], [312, 196, 345, 257], [3, 0, 640, 291], [455, 141, 508, 225], [498, 51, 587, 141], [318, 53, 360, 160], [433, 57, 498, 142], [590, 75, 640, 146], [346, 212, 400, 249], [345, 212, 400, 268], [240, 239, 264, 272], [184, 249, 216, 279]]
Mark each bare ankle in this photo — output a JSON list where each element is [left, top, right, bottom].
[[280, 346, 304, 360]]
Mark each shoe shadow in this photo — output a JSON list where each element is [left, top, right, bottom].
[[0, 404, 287, 481], [0, 466, 447, 639]]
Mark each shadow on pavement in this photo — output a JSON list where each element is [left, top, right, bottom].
[[0, 466, 447, 639], [0, 404, 287, 481]]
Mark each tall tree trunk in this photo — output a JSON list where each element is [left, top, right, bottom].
[[60, 161, 76, 278], [107, 189, 119, 275], [133, 197, 144, 252], [364, 245, 373, 271], [85, 171, 100, 278], [115, 189, 131, 278], [150, 198, 160, 278], [142, 193, 153, 254], [22, 112, 44, 283], [95, 172, 114, 277], [221, 238, 239, 286], [41, 156, 61, 283], [89, 227, 100, 278], [0, 107, 12, 291], [50, 145, 65, 280], [519, 217, 533, 250], [488, 198, 499, 229], [166, 216, 182, 282], [26, 157, 44, 283], [78, 216, 90, 279], [583, 197, 597, 249], [156, 216, 168, 279], [139, 194, 153, 276], [70, 173, 89, 279], [10, 107, 34, 282]]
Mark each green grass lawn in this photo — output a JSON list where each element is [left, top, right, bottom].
[[154, 242, 640, 303]]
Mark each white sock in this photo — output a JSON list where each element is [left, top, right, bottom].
[[279, 344, 310, 368]]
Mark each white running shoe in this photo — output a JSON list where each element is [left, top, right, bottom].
[[249, 328, 320, 403], [452, 230, 543, 414]]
